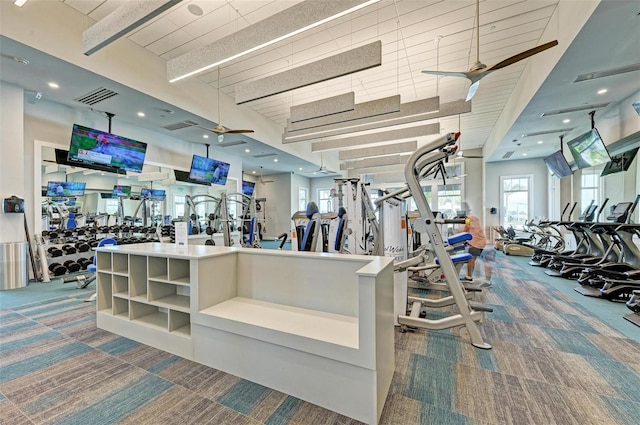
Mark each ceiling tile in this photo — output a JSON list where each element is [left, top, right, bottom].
[[64, 0, 107, 16], [146, 29, 194, 56], [128, 17, 179, 47]]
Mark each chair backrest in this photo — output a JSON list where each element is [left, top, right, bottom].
[[93, 238, 117, 266], [67, 213, 77, 229]]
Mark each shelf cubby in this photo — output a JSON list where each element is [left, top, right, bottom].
[[168, 258, 190, 284], [169, 310, 191, 336], [148, 281, 190, 312], [113, 297, 129, 319], [130, 300, 168, 330], [112, 253, 129, 274], [96, 272, 112, 312], [148, 256, 168, 280], [113, 274, 129, 298], [129, 255, 148, 299], [96, 252, 111, 272]]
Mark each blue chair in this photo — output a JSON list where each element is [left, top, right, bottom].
[[66, 213, 77, 229]]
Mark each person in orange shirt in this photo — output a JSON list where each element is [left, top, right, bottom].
[[460, 202, 493, 285]]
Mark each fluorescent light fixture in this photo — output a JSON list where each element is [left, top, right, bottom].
[[83, 0, 183, 56], [167, 0, 381, 82], [13, 0, 28, 7], [48, 82, 59, 89]]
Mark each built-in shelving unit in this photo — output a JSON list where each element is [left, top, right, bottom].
[[95, 243, 395, 424]]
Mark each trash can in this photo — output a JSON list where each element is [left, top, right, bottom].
[[0, 242, 28, 290]]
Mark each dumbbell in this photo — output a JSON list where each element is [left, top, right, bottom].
[[205, 239, 214, 246], [77, 257, 92, 270], [89, 240, 100, 248], [64, 260, 82, 273], [63, 230, 74, 238], [88, 228, 98, 235], [49, 262, 67, 276], [48, 231, 59, 241], [62, 244, 77, 255], [48, 246, 63, 257], [76, 229, 86, 236], [75, 242, 91, 253], [42, 230, 50, 238]]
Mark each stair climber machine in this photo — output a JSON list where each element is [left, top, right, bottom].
[[529, 202, 576, 266], [544, 200, 602, 276], [392, 132, 492, 349]]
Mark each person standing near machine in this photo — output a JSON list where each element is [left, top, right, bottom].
[[460, 201, 492, 285]]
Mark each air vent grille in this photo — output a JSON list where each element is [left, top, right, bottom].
[[502, 151, 515, 159], [541, 103, 609, 117], [219, 140, 246, 148], [163, 120, 198, 130], [574, 63, 640, 82], [521, 128, 574, 137], [253, 152, 277, 158], [74, 87, 118, 105]]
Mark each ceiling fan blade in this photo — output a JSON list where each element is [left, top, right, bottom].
[[223, 129, 255, 134], [188, 123, 220, 133], [422, 70, 473, 79], [488, 40, 559, 71], [466, 80, 481, 101]]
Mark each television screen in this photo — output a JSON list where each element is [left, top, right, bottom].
[[242, 180, 255, 197], [46, 181, 86, 197], [174, 169, 211, 187], [141, 188, 166, 200], [601, 147, 639, 176], [113, 185, 131, 197], [68, 124, 147, 173], [543, 150, 573, 177], [188, 155, 230, 185], [567, 128, 611, 169], [633, 100, 640, 116]]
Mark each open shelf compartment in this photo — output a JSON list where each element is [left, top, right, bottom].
[[148, 281, 190, 312], [113, 297, 129, 319], [96, 252, 111, 272], [168, 258, 190, 284], [130, 300, 168, 330], [169, 310, 191, 336], [129, 255, 148, 299], [96, 272, 112, 312], [113, 274, 129, 298], [112, 253, 128, 274], [148, 256, 168, 280]]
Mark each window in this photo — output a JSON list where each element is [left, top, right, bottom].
[[317, 188, 333, 213], [298, 188, 308, 211], [436, 184, 462, 218], [581, 170, 600, 213], [104, 199, 118, 215], [174, 194, 185, 219], [501, 176, 532, 229]]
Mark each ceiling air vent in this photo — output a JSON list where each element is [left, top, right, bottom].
[[253, 152, 277, 158], [540, 103, 609, 117], [521, 128, 574, 137], [502, 151, 515, 159], [574, 63, 640, 82], [219, 140, 247, 148], [163, 120, 198, 131], [74, 87, 118, 105]]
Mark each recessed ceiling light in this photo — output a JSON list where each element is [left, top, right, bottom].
[[299, 167, 303, 171], [522, 153, 527, 156], [13, 56, 30, 65], [203, 134, 209, 139], [537, 141, 543, 144], [48, 82, 59, 89], [13, 0, 28, 7], [252, 170, 256, 174], [598, 88, 608, 95], [313, 172, 317, 175], [273, 158, 279, 162], [244, 148, 250, 153], [137, 111, 145, 117], [562, 119, 571, 123]]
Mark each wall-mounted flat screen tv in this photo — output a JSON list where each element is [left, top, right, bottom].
[[113, 185, 132, 197], [46, 181, 86, 197], [68, 124, 147, 173], [188, 155, 230, 185], [567, 128, 611, 169], [242, 180, 256, 197], [543, 150, 573, 177], [140, 188, 166, 200], [51, 197, 76, 206], [601, 147, 639, 176]]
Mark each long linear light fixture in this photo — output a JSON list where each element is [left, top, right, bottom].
[[167, 0, 381, 83], [312, 123, 440, 152], [83, 0, 182, 56], [339, 141, 417, 160]]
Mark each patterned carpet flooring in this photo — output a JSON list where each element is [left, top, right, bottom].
[[1, 252, 639, 424]]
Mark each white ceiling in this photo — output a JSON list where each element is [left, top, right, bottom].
[[3, 0, 640, 177]]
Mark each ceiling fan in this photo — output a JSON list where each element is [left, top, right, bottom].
[[422, 0, 558, 101], [258, 167, 274, 185], [183, 67, 254, 139], [302, 153, 334, 175]]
